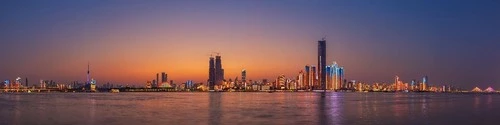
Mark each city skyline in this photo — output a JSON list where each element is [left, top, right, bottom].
[[1, 0, 499, 89]]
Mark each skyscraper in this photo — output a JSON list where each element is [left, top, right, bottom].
[[330, 62, 341, 90], [241, 69, 246, 83], [305, 65, 310, 89], [318, 38, 326, 90], [326, 66, 331, 90], [311, 65, 317, 89], [156, 73, 159, 88], [298, 70, 304, 89], [208, 54, 224, 90], [215, 55, 224, 86], [277, 74, 285, 90], [339, 67, 344, 89], [161, 72, 167, 83], [208, 56, 215, 90], [422, 76, 428, 91], [25, 77, 28, 87]]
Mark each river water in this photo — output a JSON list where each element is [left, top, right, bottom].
[[0, 92, 498, 125]]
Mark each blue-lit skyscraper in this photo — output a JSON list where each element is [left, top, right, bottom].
[[422, 76, 428, 91]]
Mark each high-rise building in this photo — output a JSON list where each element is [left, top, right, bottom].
[[422, 76, 428, 91], [411, 79, 416, 91], [277, 74, 286, 90], [25, 77, 28, 87], [208, 54, 224, 90], [156, 73, 159, 88], [208, 56, 215, 90], [329, 62, 343, 90], [304, 65, 310, 89], [242, 69, 246, 83], [326, 66, 332, 90], [298, 70, 304, 89], [311, 65, 317, 89], [318, 38, 326, 90], [394, 76, 400, 91], [215, 55, 224, 86], [161, 72, 167, 83], [339, 67, 344, 89]]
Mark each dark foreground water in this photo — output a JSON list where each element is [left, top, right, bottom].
[[0, 92, 499, 125]]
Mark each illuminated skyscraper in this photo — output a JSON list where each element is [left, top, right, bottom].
[[277, 74, 286, 90], [241, 69, 246, 83], [329, 62, 342, 90], [298, 70, 304, 89], [304, 65, 310, 89], [311, 65, 317, 89], [422, 76, 428, 91], [411, 79, 416, 91], [394, 76, 400, 91], [318, 38, 326, 90], [339, 67, 344, 89]]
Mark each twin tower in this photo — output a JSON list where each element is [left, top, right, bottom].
[[208, 54, 224, 90]]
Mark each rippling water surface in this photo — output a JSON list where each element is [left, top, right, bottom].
[[0, 92, 499, 125]]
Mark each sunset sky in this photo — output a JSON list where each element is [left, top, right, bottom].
[[1, 0, 499, 88]]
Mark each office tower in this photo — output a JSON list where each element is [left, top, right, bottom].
[[411, 79, 416, 91], [215, 55, 224, 86], [156, 73, 159, 88], [278, 74, 285, 90], [151, 79, 158, 88], [208, 54, 225, 90], [311, 66, 317, 89], [325, 66, 332, 90], [422, 76, 428, 91], [339, 67, 344, 89], [304, 65, 310, 89], [185, 80, 193, 89], [330, 62, 339, 90], [318, 38, 326, 90], [208, 56, 215, 90], [242, 69, 246, 83], [25, 77, 28, 87], [161, 72, 167, 83], [298, 70, 304, 89]]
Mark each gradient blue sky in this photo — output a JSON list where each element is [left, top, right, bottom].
[[1, 0, 499, 89]]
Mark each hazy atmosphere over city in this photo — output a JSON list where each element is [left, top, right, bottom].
[[1, 0, 499, 89]]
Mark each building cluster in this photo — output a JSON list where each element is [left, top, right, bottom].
[[3, 38, 493, 93], [146, 72, 171, 88], [354, 76, 460, 92]]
